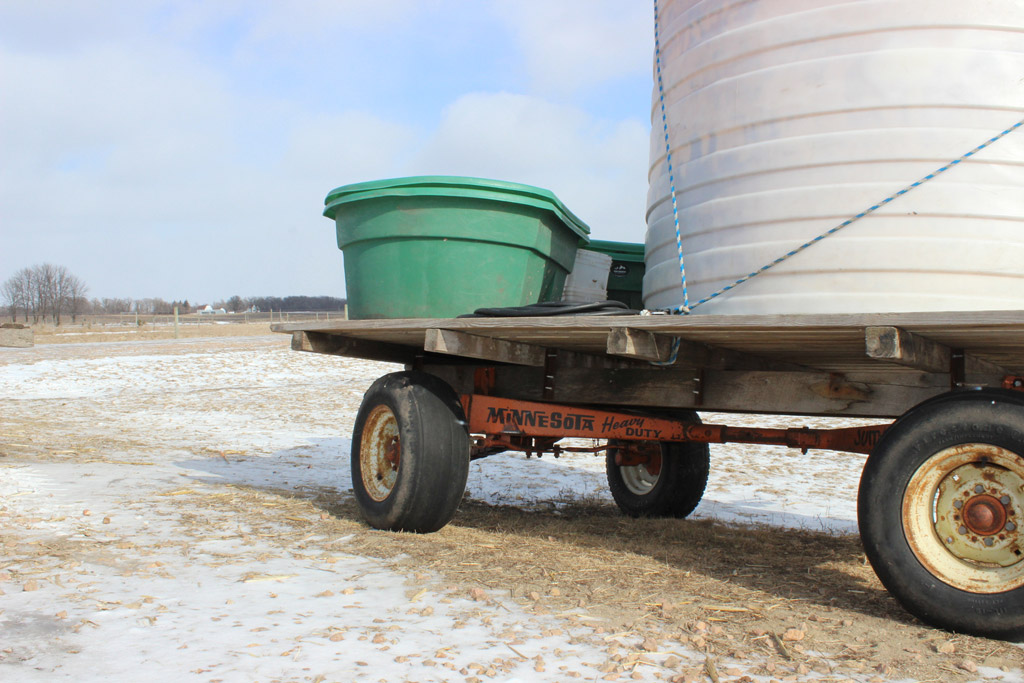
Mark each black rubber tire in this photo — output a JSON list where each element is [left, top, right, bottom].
[[351, 371, 470, 533], [605, 411, 710, 518], [858, 388, 1024, 640]]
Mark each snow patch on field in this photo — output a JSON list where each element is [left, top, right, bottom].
[[2, 336, 1019, 682]]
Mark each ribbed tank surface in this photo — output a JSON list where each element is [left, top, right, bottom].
[[645, 0, 1024, 314]]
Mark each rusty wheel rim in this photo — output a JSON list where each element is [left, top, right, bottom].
[[360, 404, 401, 502], [619, 443, 663, 496], [903, 443, 1024, 593]]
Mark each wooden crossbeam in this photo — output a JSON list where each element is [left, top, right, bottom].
[[606, 327, 675, 362], [865, 326, 948, 372], [426, 328, 645, 370], [291, 331, 413, 364], [606, 327, 814, 372], [424, 363, 950, 418], [424, 328, 547, 366], [865, 326, 1007, 377]]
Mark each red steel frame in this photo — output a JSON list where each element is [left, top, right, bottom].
[[460, 393, 890, 460]]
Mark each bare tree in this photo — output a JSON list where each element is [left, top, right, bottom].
[[133, 298, 175, 315], [32, 263, 54, 323], [50, 265, 71, 326], [2, 267, 34, 322], [1, 270, 29, 321], [1, 264, 89, 325], [65, 274, 89, 323], [0, 278, 12, 321], [226, 295, 247, 313], [93, 297, 133, 314]]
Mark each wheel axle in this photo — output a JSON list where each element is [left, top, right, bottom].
[[962, 494, 1007, 536]]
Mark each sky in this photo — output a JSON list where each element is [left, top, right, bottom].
[[0, 1, 655, 304]]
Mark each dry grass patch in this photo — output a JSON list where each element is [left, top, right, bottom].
[[164, 483, 1024, 683]]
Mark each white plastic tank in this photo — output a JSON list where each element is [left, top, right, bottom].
[[644, 0, 1024, 314]]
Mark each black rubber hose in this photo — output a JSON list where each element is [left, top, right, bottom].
[[459, 300, 641, 318]]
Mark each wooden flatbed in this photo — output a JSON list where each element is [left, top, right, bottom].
[[273, 309, 1024, 639], [274, 309, 1024, 418]]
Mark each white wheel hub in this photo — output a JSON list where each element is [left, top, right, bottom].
[[903, 443, 1023, 593], [618, 443, 663, 496], [360, 404, 400, 502]]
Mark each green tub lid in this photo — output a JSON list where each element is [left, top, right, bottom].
[[323, 176, 590, 241], [586, 239, 645, 262]]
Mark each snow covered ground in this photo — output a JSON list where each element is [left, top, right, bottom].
[[1, 334, 1020, 683]]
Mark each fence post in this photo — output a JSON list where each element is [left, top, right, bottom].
[[174, 306, 179, 339]]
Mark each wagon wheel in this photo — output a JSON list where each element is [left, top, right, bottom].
[[351, 371, 470, 533], [606, 411, 710, 518], [858, 389, 1024, 640]]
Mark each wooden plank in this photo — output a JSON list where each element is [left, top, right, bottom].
[[606, 327, 673, 362], [606, 327, 817, 372], [424, 328, 546, 366], [866, 326, 1008, 377], [699, 369, 945, 417], [426, 365, 701, 411], [424, 363, 951, 418], [865, 326, 948, 373], [273, 309, 1024, 376], [295, 328, 640, 371], [291, 331, 415, 365], [274, 309, 1024, 339], [687, 342, 816, 372], [274, 310, 1024, 420]]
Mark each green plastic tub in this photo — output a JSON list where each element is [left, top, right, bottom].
[[324, 176, 590, 319], [585, 240, 645, 309]]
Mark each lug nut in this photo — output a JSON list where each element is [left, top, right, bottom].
[[1007, 522, 1017, 532], [984, 537, 995, 547], [959, 525, 968, 535], [953, 499, 964, 509], [975, 484, 985, 494], [1002, 495, 1011, 505]]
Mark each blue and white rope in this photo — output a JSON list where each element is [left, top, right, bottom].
[[652, 0, 689, 312], [671, 117, 1024, 314], [648, 336, 681, 367]]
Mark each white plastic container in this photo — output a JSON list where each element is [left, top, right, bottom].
[[644, 0, 1024, 314], [562, 249, 612, 302]]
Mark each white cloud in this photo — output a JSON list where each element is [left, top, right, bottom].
[[281, 111, 415, 187], [2, 41, 237, 219], [237, 0, 423, 46], [411, 92, 649, 242], [0, 1, 655, 300], [493, 0, 652, 94], [0, 1, 157, 51], [0, 0, 424, 50], [0, 33, 414, 299]]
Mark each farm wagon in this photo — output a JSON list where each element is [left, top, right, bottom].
[[275, 310, 1024, 640]]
